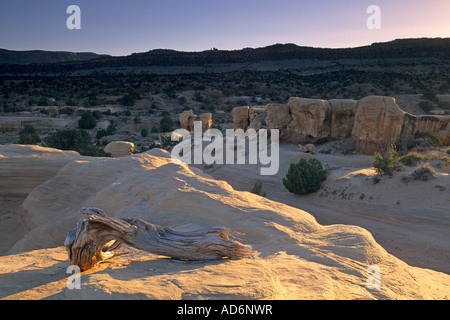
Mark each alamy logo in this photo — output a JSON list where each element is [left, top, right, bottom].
[[366, 265, 381, 290], [171, 121, 280, 176], [66, 5, 81, 30], [366, 5, 381, 30], [66, 265, 81, 289]]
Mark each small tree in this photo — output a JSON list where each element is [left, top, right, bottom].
[[141, 127, 149, 137], [44, 129, 92, 152], [78, 111, 97, 129], [159, 111, 174, 132], [373, 147, 399, 176], [282, 159, 327, 195], [419, 100, 433, 113], [18, 125, 41, 145]]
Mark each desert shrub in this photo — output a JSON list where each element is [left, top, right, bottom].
[[163, 87, 177, 99], [422, 91, 438, 103], [118, 92, 140, 106], [414, 131, 441, 147], [419, 100, 434, 113], [66, 99, 77, 106], [400, 152, 423, 166], [178, 96, 187, 105], [141, 127, 149, 137], [159, 111, 175, 132], [44, 129, 92, 152], [251, 180, 266, 197], [438, 101, 450, 110], [92, 110, 102, 120], [373, 147, 399, 176], [106, 122, 116, 136], [79, 146, 111, 157], [18, 125, 41, 145], [78, 111, 97, 129], [282, 158, 327, 195], [411, 163, 436, 181], [96, 129, 107, 140], [37, 98, 48, 106]]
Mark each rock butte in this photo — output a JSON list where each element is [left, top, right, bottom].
[[0, 145, 449, 300]]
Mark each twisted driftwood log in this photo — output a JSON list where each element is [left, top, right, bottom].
[[64, 208, 252, 271]]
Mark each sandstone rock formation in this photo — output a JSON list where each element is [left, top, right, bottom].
[[265, 103, 290, 130], [287, 98, 332, 140], [0, 145, 81, 200], [199, 113, 212, 132], [298, 144, 316, 154], [104, 141, 135, 157], [31, 106, 59, 115], [305, 144, 317, 154], [298, 144, 308, 153], [351, 96, 406, 154], [398, 113, 419, 152], [248, 107, 266, 131], [232, 106, 249, 131], [329, 99, 357, 140], [1, 146, 449, 299], [231, 96, 449, 154], [417, 115, 450, 145], [178, 110, 196, 132]]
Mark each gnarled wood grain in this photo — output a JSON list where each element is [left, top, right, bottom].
[[64, 208, 252, 271]]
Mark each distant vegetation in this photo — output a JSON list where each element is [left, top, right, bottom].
[[18, 125, 41, 145], [78, 111, 97, 129], [44, 129, 110, 157], [0, 38, 449, 111], [151, 111, 175, 133]]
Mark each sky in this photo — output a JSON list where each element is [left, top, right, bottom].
[[0, 0, 449, 56]]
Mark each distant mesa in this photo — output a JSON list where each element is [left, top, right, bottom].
[[0, 48, 110, 65], [1, 38, 449, 74]]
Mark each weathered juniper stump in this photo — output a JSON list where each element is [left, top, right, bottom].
[[64, 208, 252, 271]]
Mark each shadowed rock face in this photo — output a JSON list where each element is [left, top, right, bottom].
[[417, 115, 450, 145], [287, 98, 332, 140], [329, 99, 357, 140], [232, 106, 250, 131]]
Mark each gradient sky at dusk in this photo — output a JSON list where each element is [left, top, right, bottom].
[[0, 0, 449, 56]]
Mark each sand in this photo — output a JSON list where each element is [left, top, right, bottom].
[[199, 144, 450, 274]]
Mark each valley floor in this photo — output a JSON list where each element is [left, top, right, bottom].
[[197, 143, 450, 274]]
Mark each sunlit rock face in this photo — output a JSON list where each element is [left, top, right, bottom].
[[351, 96, 405, 155]]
